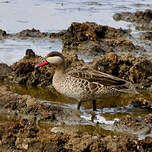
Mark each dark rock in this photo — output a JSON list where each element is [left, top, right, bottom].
[[52, 22, 146, 58], [0, 63, 12, 81], [24, 49, 36, 59], [131, 98, 152, 111], [113, 9, 152, 30], [91, 52, 152, 86], [0, 63, 12, 76], [16, 28, 49, 38], [140, 32, 152, 41], [114, 114, 152, 136], [0, 49, 151, 88], [129, 59, 152, 83], [0, 29, 7, 38], [0, 85, 152, 151]]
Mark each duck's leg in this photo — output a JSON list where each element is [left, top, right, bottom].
[[92, 99, 96, 111], [77, 101, 82, 110]]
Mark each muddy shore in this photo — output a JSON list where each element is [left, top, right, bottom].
[[0, 84, 152, 151], [0, 9, 152, 151]]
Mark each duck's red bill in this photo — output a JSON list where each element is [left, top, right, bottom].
[[35, 60, 48, 68]]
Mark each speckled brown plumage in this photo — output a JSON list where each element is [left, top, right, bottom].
[[37, 51, 138, 111]]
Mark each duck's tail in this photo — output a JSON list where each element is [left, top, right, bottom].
[[117, 81, 139, 95]]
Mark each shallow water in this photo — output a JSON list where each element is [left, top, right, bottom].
[[0, 38, 62, 65], [0, 0, 152, 33], [1, 82, 151, 139], [7, 82, 149, 116], [8, 82, 136, 108]]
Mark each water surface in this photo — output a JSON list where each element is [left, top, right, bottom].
[[0, 38, 62, 65], [0, 0, 152, 33]]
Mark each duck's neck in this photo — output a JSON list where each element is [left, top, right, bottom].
[[53, 65, 65, 81]]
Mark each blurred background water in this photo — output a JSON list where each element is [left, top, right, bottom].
[[0, 0, 152, 33]]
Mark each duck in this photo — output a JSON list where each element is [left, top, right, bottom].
[[35, 51, 138, 111]]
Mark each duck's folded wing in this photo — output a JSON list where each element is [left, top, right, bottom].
[[67, 69, 126, 86], [67, 69, 137, 93]]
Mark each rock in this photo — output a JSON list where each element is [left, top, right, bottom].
[[129, 59, 152, 83], [0, 29, 7, 39], [0, 86, 17, 107], [24, 49, 36, 59], [15, 137, 29, 150], [51, 127, 65, 134], [51, 22, 136, 57], [113, 115, 152, 136], [0, 84, 152, 151], [131, 98, 152, 111], [9, 51, 53, 86], [0, 48, 152, 89], [17, 94, 37, 108], [0, 63, 12, 81], [113, 12, 133, 21], [113, 9, 152, 30], [140, 32, 152, 41], [16, 28, 49, 38], [65, 133, 93, 152], [8, 50, 83, 86]]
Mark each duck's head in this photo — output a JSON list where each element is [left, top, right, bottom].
[[35, 51, 65, 68]]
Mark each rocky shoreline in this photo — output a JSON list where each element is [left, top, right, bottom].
[[0, 9, 152, 152], [0, 84, 152, 151]]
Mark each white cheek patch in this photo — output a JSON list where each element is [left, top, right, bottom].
[[47, 56, 63, 64]]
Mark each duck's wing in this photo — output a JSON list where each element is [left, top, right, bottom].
[[67, 68, 136, 93], [67, 68, 126, 86]]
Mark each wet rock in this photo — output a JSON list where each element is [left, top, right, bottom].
[[51, 22, 140, 57], [24, 49, 36, 59], [5, 50, 82, 86], [129, 59, 152, 83], [65, 22, 128, 40], [105, 38, 137, 52], [0, 47, 152, 89], [65, 133, 152, 152], [0, 85, 83, 125], [0, 63, 12, 75], [0, 63, 12, 81], [113, 115, 152, 137], [140, 32, 152, 41], [0, 29, 7, 39], [113, 12, 134, 22], [131, 98, 152, 111], [113, 9, 152, 30], [65, 133, 95, 151], [0, 86, 17, 107], [16, 28, 49, 39], [1, 121, 152, 152], [50, 30, 67, 39], [0, 49, 151, 88], [63, 51, 84, 69], [0, 84, 152, 151], [51, 127, 67, 134], [15, 125, 39, 150], [77, 41, 106, 57], [9, 51, 53, 86], [18, 94, 37, 108], [90, 52, 152, 86]]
